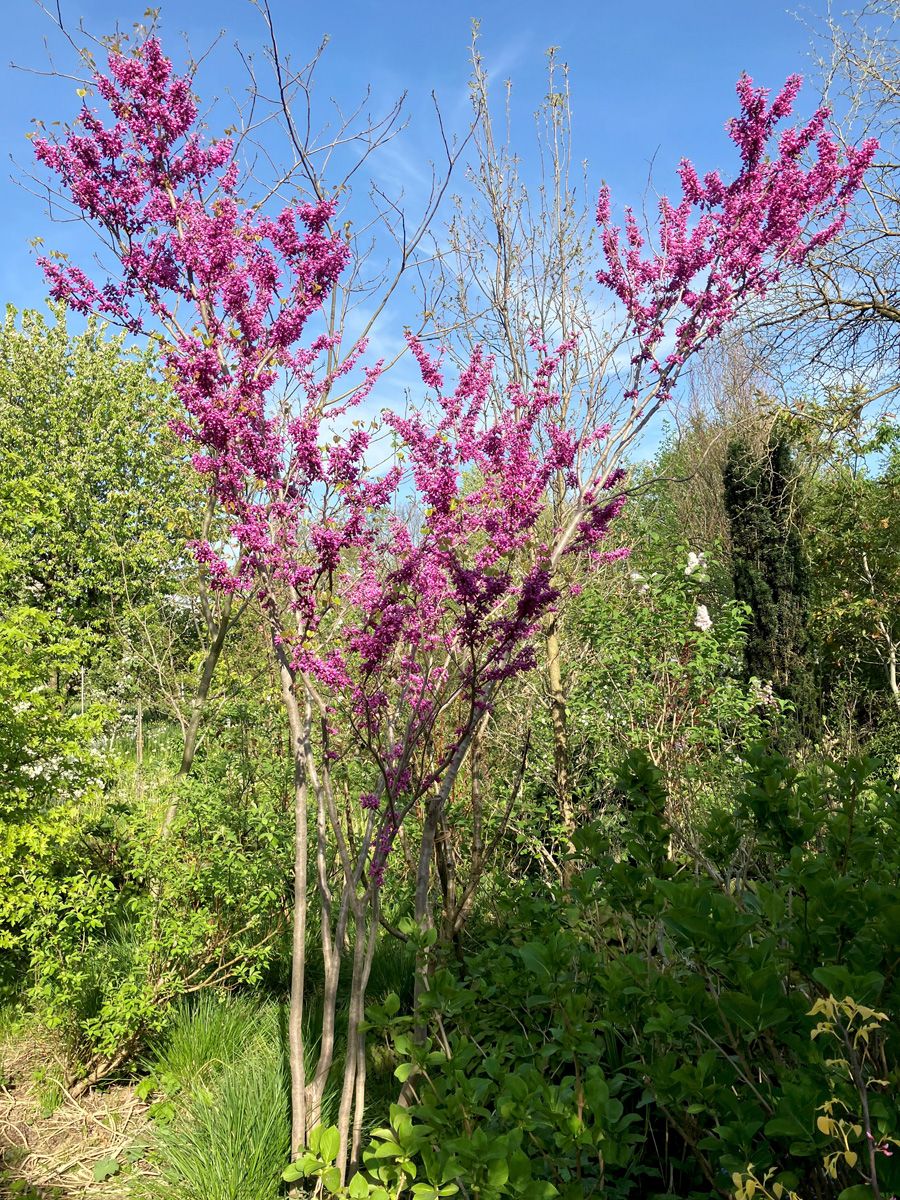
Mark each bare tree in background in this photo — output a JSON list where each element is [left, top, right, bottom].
[[657, 337, 783, 555], [428, 35, 629, 844]]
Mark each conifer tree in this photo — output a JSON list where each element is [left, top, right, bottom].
[[723, 434, 820, 740]]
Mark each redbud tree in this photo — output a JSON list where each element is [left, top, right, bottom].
[[32, 35, 874, 1173], [435, 50, 879, 860]]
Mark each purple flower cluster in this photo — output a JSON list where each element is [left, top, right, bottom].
[[596, 74, 877, 400], [32, 41, 875, 890]]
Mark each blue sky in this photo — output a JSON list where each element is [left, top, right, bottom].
[[2, 0, 831, 314], [3, 0, 850, 464]]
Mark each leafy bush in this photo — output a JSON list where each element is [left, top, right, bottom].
[[0, 603, 112, 999], [361, 749, 899, 1200], [14, 705, 292, 1085], [517, 545, 789, 864]]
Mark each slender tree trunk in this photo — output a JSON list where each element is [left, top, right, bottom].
[[445, 725, 529, 941], [413, 795, 439, 1002], [135, 699, 144, 801], [888, 640, 900, 712], [544, 614, 575, 844], [158, 496, 237, 835], [398, 738, 478, 1109], [336, 899, 367, 1181], [279, 669, 310, 1159], [349, 893, 379, 1173], [413, 726, 483, 972], [160, 592, 234, 834], [289, 774, 309, 1159], [179, 592, 233, 776], [435, 716, 490, 945], [434, 811, 457, 945], [303, 720, 361, 1135], [305, 887, 349, 1130], [396, 792, 442, 1112]]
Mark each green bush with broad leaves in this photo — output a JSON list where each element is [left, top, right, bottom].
[[517, 546, 790, 866], [18, 702, 293, 1085], [0, 601, 112, 998], [342, 749, 899, 1200]]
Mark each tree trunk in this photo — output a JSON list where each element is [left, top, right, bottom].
[[395, 792, 441, 1114], [335, 896, 376, 1182], [160, 592, 234, 835], [349, 893, 379, 1173], [544, 613, 575, 845], [305, 883, 348, 1131], [136, 699, 144, 767], [888, 639, 900, 712], [135, 699, 144, 801], [279, 668, 310, 1160]]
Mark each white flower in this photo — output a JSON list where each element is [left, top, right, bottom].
[[750, 678, 777, 707], [685, 551, 706, 577], [694, 604, 713, 632], [629, 570, 650, 594]]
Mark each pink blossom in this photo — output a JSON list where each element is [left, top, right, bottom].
[[31, 40, 874, 889], [595, 73, 877, 405]]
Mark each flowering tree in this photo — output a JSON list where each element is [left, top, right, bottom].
[[432, 47, 877, 851], [32, 35, 874, 1175]]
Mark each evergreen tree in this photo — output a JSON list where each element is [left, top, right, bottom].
[[723, 433, 820, 740]]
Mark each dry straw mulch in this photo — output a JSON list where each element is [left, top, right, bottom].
[[1, 1031, 152, 1199]]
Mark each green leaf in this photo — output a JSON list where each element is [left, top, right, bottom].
[[411, 1186, 439, 1200], [283, 1153, 320, 1181], [517, 942, 549, 976], [487, 1157, 509, 1188], [320, 1125, 341, 1164], [92, 1158, 120, 1182], [322, 1165, 342, 1193], [372, 1139, 404, 1159]]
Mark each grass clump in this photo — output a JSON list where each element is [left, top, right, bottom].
[[143, 991, 268, 1094], [140, 1045, 290, 1200], [136, 991, 341, 1200]]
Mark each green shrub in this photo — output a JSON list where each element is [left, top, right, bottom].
[[516, 545, 789, 868], [16, 703, 293, 1084], [362, 749, 900, 1200]]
